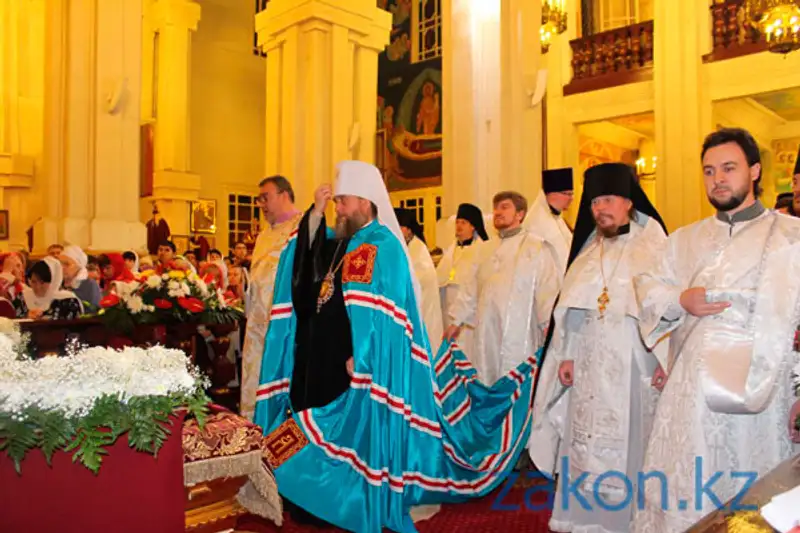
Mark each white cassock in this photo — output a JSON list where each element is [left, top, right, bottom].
[[450, 229, 559, 385], [632, 204, 800, 532], [530, 215, 668, 533], [524, 191, 573, 280], [407, 235, 444, 355], [435, 238, 483, 358]]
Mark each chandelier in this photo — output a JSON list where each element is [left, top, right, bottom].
[[541, 0, 567, 53], [744, 0, 800, 54]]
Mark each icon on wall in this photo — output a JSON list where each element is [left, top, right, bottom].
[[190, 200, 216, 234], [0, 210, 9, 240]]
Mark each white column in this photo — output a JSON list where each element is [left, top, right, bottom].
[[0, 0, 38, 250], [33, 0, 147, 253], [148, 0, 202, 200], [653, 0, 712, 230], [441, 0, 544, 217], [257, 0, 391, 210]]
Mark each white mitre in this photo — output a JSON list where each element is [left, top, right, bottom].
[[333, 160, 423, 317]]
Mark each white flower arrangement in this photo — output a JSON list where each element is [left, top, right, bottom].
[[0, 344, 200, 418], [0, 321, 210, 474]]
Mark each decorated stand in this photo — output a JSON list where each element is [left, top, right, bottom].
[[0, 263, 284, 533]]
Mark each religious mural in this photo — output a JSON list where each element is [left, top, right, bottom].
[[377, 0, 443, 192], [770, 137, 800, 194]]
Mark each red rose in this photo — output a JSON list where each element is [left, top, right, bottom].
[[154, 298, 173, 309], [177, 297, 204, 313], [99, 294, 120, 308]]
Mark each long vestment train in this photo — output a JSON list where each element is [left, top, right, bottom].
[[254, 219, 538, 533]]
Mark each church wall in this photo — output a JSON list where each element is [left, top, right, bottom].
[[189, 0, 266, 254]]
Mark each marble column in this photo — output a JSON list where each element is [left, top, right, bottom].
[[0, 0, 39, 250], [33, 0, 147, 253], [653, 0, 713, 231], [141, 0, 202, 237], [256, 0, 391, 209], [441, 0, 544, 217]]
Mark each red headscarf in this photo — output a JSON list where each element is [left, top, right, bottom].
[[106, 253, 135, 283]]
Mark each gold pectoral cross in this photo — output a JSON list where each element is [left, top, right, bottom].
[[597, 286, 610, 317], [317, 272, 335, 313]]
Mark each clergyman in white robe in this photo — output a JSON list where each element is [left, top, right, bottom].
[[633, 128, 800, 532], [436, 203, 489, 359], [632, 200, 800, 532], [524, 167, 574, 281], [407, 234, 443, 354], [530, 162, 669, 533], [449, 193, 559, 385]]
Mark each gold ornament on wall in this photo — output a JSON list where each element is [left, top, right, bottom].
[[541, 0, 568, 53], [744, 0, 800, 55]]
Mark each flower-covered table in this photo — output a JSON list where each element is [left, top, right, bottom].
[[0, 321, 209, 533]]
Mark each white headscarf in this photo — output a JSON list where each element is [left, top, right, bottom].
[[333, 160, 422, 314], [23, 256, 79, 311], [62, 245, 88, 289], [214, 260, 229, 290]]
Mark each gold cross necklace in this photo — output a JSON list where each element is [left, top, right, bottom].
[[597, 235, 627, 318], [317, 241, 346, 313]]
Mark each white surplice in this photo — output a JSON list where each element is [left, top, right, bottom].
[[408, 236, 444, 355], [530, 215, 668, 533], [436, 238, 483, 358], [524, 191, 573, 281], [450, 229, 559, 385], [632, 206, 800, 533]]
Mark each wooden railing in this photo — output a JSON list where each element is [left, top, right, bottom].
[[703, 0, 767, 62], [563, 20, 655, 96]]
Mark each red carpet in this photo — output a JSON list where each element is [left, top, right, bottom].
[[236, 478, 556, 533]]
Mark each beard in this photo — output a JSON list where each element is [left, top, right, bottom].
[[708, 185, 748, 212], [334, 211, 369, 239]]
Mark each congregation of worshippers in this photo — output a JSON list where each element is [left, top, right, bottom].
[[9, 125, 800, 533]]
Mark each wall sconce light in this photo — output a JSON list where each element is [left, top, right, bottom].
[[636, 156, 657, 179]]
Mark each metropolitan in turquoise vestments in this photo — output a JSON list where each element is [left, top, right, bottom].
[[254, 163, 541, 533]]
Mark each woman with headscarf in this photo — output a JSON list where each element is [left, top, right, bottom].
[[0, 252, 26, 317], [23, 256, 84, 320], [60, 245, 102, 311], [97, 253, 133, 293]]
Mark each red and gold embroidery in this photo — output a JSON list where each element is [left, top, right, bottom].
[[261, 418, 309, 470], [342, 243, 377, 284]]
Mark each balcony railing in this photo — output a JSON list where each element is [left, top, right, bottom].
[[563, 20, 655, 96], [703, 0, 767, 62]]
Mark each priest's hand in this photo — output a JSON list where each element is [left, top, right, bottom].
[[679, 287, 730, 317], [558, 361, 574, 387], [788, 399, 800, 443], [314, 184, 332, 216], [443, 325, 462, 341], [28, 308, 44, 320], [346, 357, 354, 377], [652, 365, 667, 392]]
